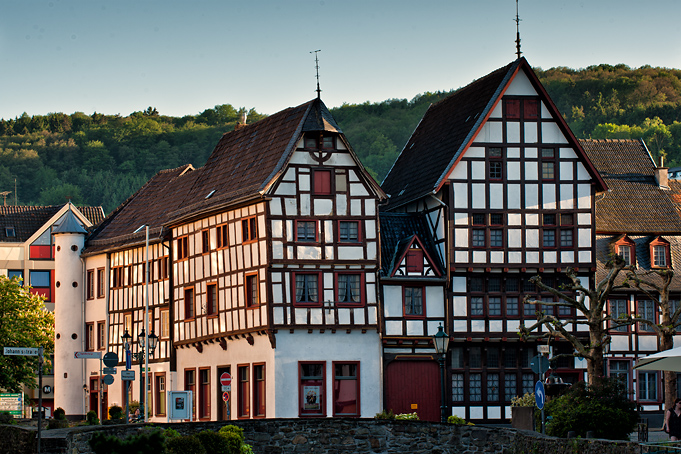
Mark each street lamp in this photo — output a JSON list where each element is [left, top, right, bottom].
[[433, 323, 450, 423], [122, 328, 157, 423]]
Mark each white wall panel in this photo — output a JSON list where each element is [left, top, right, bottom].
[[313, 199, 333, 216], [542, 184, 556, 209], [490, 184, 504, 209], [472, 184, 486, 209], [454, 228, 468, 247], [471, 161, 485, 180], [508, 229, 522, 247], [525, 184, 538, 209], [507, 162, 521, 180], [524, 123, 538, 143], [454, 183, 468, 209], [507, 122, 520, 143], [383, 286, 403, 317], [526, 229, 539, 247], [559, 184, 574, 209]]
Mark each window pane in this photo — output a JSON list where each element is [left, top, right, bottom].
[[504, 374, 517, 401], [506, 297, 519, 316], [405, 287, 423, 316], [471, 297, 484, 316], [487, 373, 500, 402], [30, 271, 50, 287], [470, 374, 482, 401], [452, 373, 464, 402]]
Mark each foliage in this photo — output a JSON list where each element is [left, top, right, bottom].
[[510, 392, 537, 407], [0, 275, 54, 392], [543, 377, 637, 440], [374, 409, 396, 419], [89, 429, 166, 454], [164, 427, 180, 439], [53, 407, 66, 420], [165, 434, 206, 454], [395, 412, 419, 420], [86, 410, 100, 425], [108, 405, 123, 420], [197, 430, 241, 454], [447, 415, 474, 425], [0, 411, 14, 424]]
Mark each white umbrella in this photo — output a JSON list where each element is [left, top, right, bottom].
[[634, 346, 681, 372]]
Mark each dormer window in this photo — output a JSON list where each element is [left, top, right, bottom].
[[305, 137, 317, 149], [322, 136, 334, 150], [614, 235, 636, 266], [650, 237, 671, 268], [5, 227, 15, 237]]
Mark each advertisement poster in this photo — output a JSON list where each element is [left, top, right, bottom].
[[303, 386, 321, 410]]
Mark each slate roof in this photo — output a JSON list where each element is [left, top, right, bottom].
[[379, 212, 445, 277], [0, 204, 104, 243], [381, 58, 606, 210], [581, 139, 681, 234]]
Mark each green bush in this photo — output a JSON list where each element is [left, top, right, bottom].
[[197, 430, 238, 454], [543, 377, 637, 440], [53, 407, 66, 420], [164, 427, 180, 439], [374, 409, 396, 419], [448, 415, 474, 425], [86, 410, 100, 425], [108, 405, 123, 420], [395, 412, 419, 420], [0, 411, 14, 424], [218, 424, 244, 441], [89, 429, 165, 454], [165, 434, 206, 454]]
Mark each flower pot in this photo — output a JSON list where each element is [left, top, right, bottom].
[[511, 406, 534, 431]]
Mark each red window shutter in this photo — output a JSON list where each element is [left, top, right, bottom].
[[314, 171, 331, 194], [524, 100, 539, 119], [505, 99, 520, 119], [406, 250, 424, 273]]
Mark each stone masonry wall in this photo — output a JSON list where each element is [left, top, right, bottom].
[[2, 419, 641, 454]]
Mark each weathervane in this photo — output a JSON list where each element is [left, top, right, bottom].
[[514, 0, 522, 59], [311, 49, 322, 98]]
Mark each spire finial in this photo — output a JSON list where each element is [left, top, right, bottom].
[[311, 49, 322, 99], [514, 0, 522, 59]]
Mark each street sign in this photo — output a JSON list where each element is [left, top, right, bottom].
[[535, 381, 546, 410], [221, 385, 231, 392], [103, 352, 119, 367], [220, 372, 232, 387], [74, 351, 102, 359], [222, 392, 229, 402], [530, 354, 550, 375], [537, 345, 551, 355], [4, 347, 39, 356], [121, 370, 135, 381], [103, 375, 114, 385], [103, 367, 117, 374]]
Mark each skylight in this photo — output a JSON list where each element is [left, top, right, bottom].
[[5, 227, 15, 237]]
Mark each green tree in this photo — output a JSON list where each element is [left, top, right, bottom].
[[0, 276, 54, 391]]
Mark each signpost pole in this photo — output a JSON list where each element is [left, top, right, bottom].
[[38, 347, 43, 454], [99, 356, 103, 421]]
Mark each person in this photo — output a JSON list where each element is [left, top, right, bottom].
[[130, 407, 140, 422], [664, 398, 681, 440]]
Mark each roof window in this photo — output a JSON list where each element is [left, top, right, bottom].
[[5, 227, 15, 237]]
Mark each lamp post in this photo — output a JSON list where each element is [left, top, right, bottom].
[[122, 328, 157, 422], [433, 323, 450, 423]]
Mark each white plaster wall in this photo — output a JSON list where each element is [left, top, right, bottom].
[[505, 70, 535, 95], [426, 286, 445, 318], [383, 286, 403, 317]]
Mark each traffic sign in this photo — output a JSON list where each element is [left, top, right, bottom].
[[103, 375, 114, 386], [121, 370, 135, 381], [535, 381, 546, 410], [222, 385, 231, 392], [4, 347, 40, 356], [74, 351, 102, 359], [530, 354, 550, 375], [103, 367, 117, 374], [103, 352, 119, 367], [220, 372, 232, 387], [222, 392, 229, 402]]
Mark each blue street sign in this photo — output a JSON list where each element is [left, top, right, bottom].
[[535, 380, 546, 410]]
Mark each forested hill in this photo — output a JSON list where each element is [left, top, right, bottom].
[[1, 64, 681, 214]]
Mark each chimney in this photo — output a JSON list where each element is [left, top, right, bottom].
[[234, 111, 249, 130], [655, 155, 669, 189]]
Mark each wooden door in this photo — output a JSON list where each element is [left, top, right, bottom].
[[384, 360, 441, 422]]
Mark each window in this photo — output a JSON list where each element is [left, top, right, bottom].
[[7, 270, 22, 281], [471, 297, 484, 316], [322, 136, 335, 150], [87, 270, 95, 300], [155, 374, 166, 416], [472, 229, 485, 247], [296, 220, 317, 242], [246, 274, 259, 307], [638, 371, 658, 401], [300, 362, 325, 416], [160, 310, 169, 338], [97, 321, 105, 350], [30, 229, 53, 259], [610, 360, 630, 386], [217, 224, 228, 249], [339, 221, 360, 243], [653, 244, 669, 268], [337, 273, 362, 305], [560, 213, 573, 226], [333, 362, 359, 416], [452, 374, 464, 402], [543, 230, 556, 247], [86, 322, 94, 351], [506, 296, 519, 316], [159, 256, 169, 280], [177, 236, 188, 260], [294, 273, 319, 305], [253, 364, 266, 418], [490, 229, 503, 248], [543, 213, 556, 226], [242, 217, 257, 243], [489, 161, 503, 180], [184, 287, 195, 319], [522, 373, 534, 395], [199, 368, 210, 419], [305, 135, 317, 149], [490, 213, 503, 225], [610, 299, 628, 332], [404, 286, 424, 317], [124, 313, 132, 337], [238, 364, 250, 418], [488, 297, 502, 316], [472, 213, 486, 225], [524, 99, 539, 119], [206, 283, 217, 315], [29, 270, 51, 301], [313, 170, 332, 195], [489, 147, 503, 158], [504, 375, 518, 402], [541, 148, 555, 179], [97, 268, 105, 298], [184, 369, 196, 421], [560, 229, 573, 247], [504, 99, 520, 119], [470, 373, 482, 402], [201, 229, 210, 253], [638, 300, 656, 332], [618, 245, 632, 265], [5, 226, 15, 237], [487, 373, 500, 402], [405, 250, 424, 273]]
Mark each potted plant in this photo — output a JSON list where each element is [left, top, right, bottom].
[[510, 392, 536, 431]]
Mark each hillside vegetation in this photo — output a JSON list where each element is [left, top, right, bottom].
[[1, 64, 680, 213]]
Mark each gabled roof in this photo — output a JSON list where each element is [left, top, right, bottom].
[[381, 58, 606, 210], [0, 204, 104, 243], [581, 139, 681, 234], [379, 211, 444, 277]]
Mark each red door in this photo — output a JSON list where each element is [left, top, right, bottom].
[[384, 360, 441, 422]]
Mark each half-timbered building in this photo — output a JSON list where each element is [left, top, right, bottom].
[[380, 57, 607, 423]]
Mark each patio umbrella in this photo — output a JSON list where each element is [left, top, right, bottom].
[[634, 346, 681, 372]]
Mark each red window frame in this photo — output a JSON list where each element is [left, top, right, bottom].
[[242, 217, 257, 244], [86, 322, 94, 351], [650, 237, 671, 269], [86, 269, 95, 300], [295, 219, 318, 242], [246, 273, 259, 308], [293, 272, 321, 307], [184, 368, 196, 421], [206, 283, 217, 316], [198, 367, 211, 420], [313, 170, 332, 195], [97, 321, 105, 350], [335, 272, 365, 306], [238, 364, 250, 419], [403, 286, 425, 319], [217, 224, 228, 249], [333, 361, 360, 417], [338, 220, 362, 244], [299, 361, 326, 417], [253, 363, 266, 418], [184, 287, 195, 320], [177, 236, 188, 261]]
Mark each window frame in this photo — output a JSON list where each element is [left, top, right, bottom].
[[237, 364, 250, 419], [216, 223, 229, 249], [245, 273, 259, 308], [651, 237, 671, 269], [184, 368, 196, 421], [293, 272, 321, 307], [86, 322, 95, 351], [637, 299, 656, 332], [206, 282, 218, 316], [253, 363, 266, 418], [160, 309, 170, 339], [541, 147, 556, 180], [332, 361, 360, 417], [97, 268, 105, 298], [155, 372, 167, 416], [198, 367, 211, 420], [335, 272, 364, 307], [299, 361, 326, 417], [86, 269, 95, 300], [338, 220, 362, 244], [97, 321, 105, 351], [242, 216, 257, 244], [610, 299, 629, 333], [184, 286, 195, 320], [295, 219, 318, 243], [176, 235, 189, 261], [403, 285, 425, 319], [201, 229, 210, 254]]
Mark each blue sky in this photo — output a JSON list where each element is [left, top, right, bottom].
[[0, 0, 679, 120]]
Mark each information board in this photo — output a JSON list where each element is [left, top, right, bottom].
[[0, 393, 22, 417]]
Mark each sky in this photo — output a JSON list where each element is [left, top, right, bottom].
[[0, 0, 680, 120]]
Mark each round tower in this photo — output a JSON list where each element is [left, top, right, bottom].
[[52, 205, 87, 419]]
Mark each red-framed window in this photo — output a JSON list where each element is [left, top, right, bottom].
[[199, 367, 211, 420], [86, 269, 95, 300], [238, 364, 250, 419], [615, 235, 636, 266], [524, 99, 539, 119], [333, 362, 359, 417], [155, 373, 166, 416], [403, 286, 425, 318], [313, 170, 332, 195], [184, 369, 196, 421], [97, 268, 105, 298], [406, 250, 424, 273], [242, 217, 257, 243], [246, 273, 259, 308], [650, 237, 671, 268], [29, 270, 52, 302], [217, 224, 228, 249], [253, 363, 266, 418], [296, 220, 318, 242], [336, 272, 364, 306], [97, 321, 105, 350], [504, 98, 539, 120], [177, 236, 188, 261], [201, 229, 210, 254], [293, 272, 321, 306], [184, 287, 195, 320], [338, 220, 361, 243], [86, 322, 94, 351], [299, 361, 325, 417], [206, 283, 217, 316], [609, 299, 629, 332]]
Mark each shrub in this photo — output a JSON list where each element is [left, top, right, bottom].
[[395, 412, 419, 420], [53, 407, 66, 420], [374, 409, 395, 419], [164, 427, 180, 439], [218, 424, 244, 441], [108, 405, 123, 420], [448, 415, 474, 425], [511, 392, 536, 407], [543, 377, 637, 440], [86, 410, 100, 425], [89, 429, 165, 454], [0, 411, 14, 424], [165, 434, 206, 454]]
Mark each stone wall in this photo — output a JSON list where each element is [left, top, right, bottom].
[[2, 419, 641, 454]]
